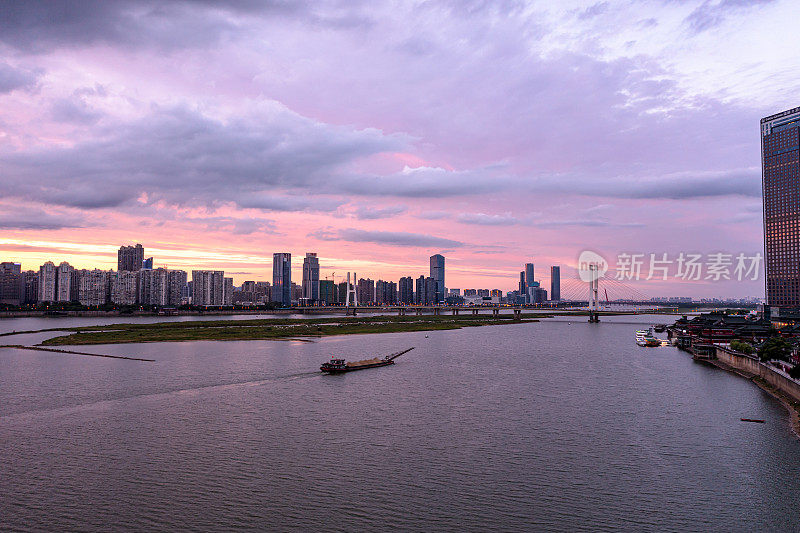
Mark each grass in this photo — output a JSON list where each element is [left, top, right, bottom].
[[39, 313, 545, 346]]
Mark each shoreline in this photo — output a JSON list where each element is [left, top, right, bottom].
[[698, 357, 800, 438]]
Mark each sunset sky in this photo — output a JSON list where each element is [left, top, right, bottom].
[[1, 0, 797, 297]]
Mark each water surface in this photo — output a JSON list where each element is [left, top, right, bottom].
[[1, 315, 797, 531]]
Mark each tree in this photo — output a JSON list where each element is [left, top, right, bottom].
[[758, 337, 793, 362], [730, 340, 755, 355]]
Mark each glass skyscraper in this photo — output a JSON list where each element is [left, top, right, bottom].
[[272, 253, 292, 306], [429, 254, 445, 304], [302, 253, 319, 302], [550, 266, 560, 302], [762, 106, 800, 307]]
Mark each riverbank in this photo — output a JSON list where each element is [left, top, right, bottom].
[[700, 357, 800, 436], [34, 313, 543, 346]]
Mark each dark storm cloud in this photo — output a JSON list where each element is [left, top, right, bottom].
[[50, 95, 103, 124], [341, 166, 508, 198], [534, 168, 761, 200], [192, 216, 277, 235], [0, 208, 85, 230], [1, 103, 406, 209], [237, 194, 345, 213], [0, 1, 371, 52], [0, 62, 40, 93], [312, 228, 464, 248], [353, 205, 408, 219]]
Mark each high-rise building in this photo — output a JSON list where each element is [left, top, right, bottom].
[[337, 281, 348, 305], [255, 281, 271, 303], [415, 276, 425, 304], [224, 277, 234, 306], [531, 287, 548, 304], [168, 270, 187, 306], [56, 262, 74, 302], [142, 257, 154, 270], [192, 270, 225, 306], [525, 263, 534, 290], [0, 262, 23, 305], [376, 280, 389, 304], [291, 282, 303, 304], [76, 269, 110, 306], [111, 270, 139, 305], [357, 278, 375, 304], [550, 266, 561, 301], [399, 276, 414, 304], [425, 276, 437, 305], [0, 262, 22, 305], [429, 254, 445, 304], [762, 107, 800, 306], [302, 253, 320, 302], [272, 253, 291, 306], [490, 289, 502, 297], [319, 279, 336, 305], [375, 280, 397, 305], [23, 270, 38, 305], [38, 262, 57, 302], [139, 268, 169, 306], [118, 244, 144, 272], [519, 271, 526, 295]]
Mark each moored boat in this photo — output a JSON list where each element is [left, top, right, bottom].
[[635, 328, 661, 347]]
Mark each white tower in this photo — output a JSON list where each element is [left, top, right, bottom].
[[344, 272, 358, 307], [588, 263, 600, 322]]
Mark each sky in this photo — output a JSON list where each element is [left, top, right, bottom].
[[0, 0, 798, 298]]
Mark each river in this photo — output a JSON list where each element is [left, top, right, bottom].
[[1, 314, 798, 531]]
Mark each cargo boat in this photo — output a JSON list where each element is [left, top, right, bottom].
[[320, 347, 414, 374]]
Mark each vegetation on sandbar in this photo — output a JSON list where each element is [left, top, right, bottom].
[[40, 313, 545, 346]]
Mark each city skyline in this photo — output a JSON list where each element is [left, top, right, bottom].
[[0, 2, 795, 297]]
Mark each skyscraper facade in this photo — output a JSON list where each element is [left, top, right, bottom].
[[168, 270, 187, 306], [0, 262, 22, 305], [76, 269, 110, 306], [357, 278, 375, 304], [550, 266, 561, 301], [415, 276, 425, 304], [38, 261, 57, 302], [139, 268, 169, 306], [111, 270, 139, 305], [762, 106, 800, 306], [192, 270, 224, 306], [56, 262, 74, 302], [224, 277, 234, 306], [399, 276, 414, 304], [118, 244, 144, 272], [302, 253, 320, 301], [425, 276, 437, 305], [319, 279, 336, 305], [23, 270, 38, 304], [525, 263, 534, 289], [272, 253, 291, 306], [429, 254, 445, 304], [376, 280, 397, 304]]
